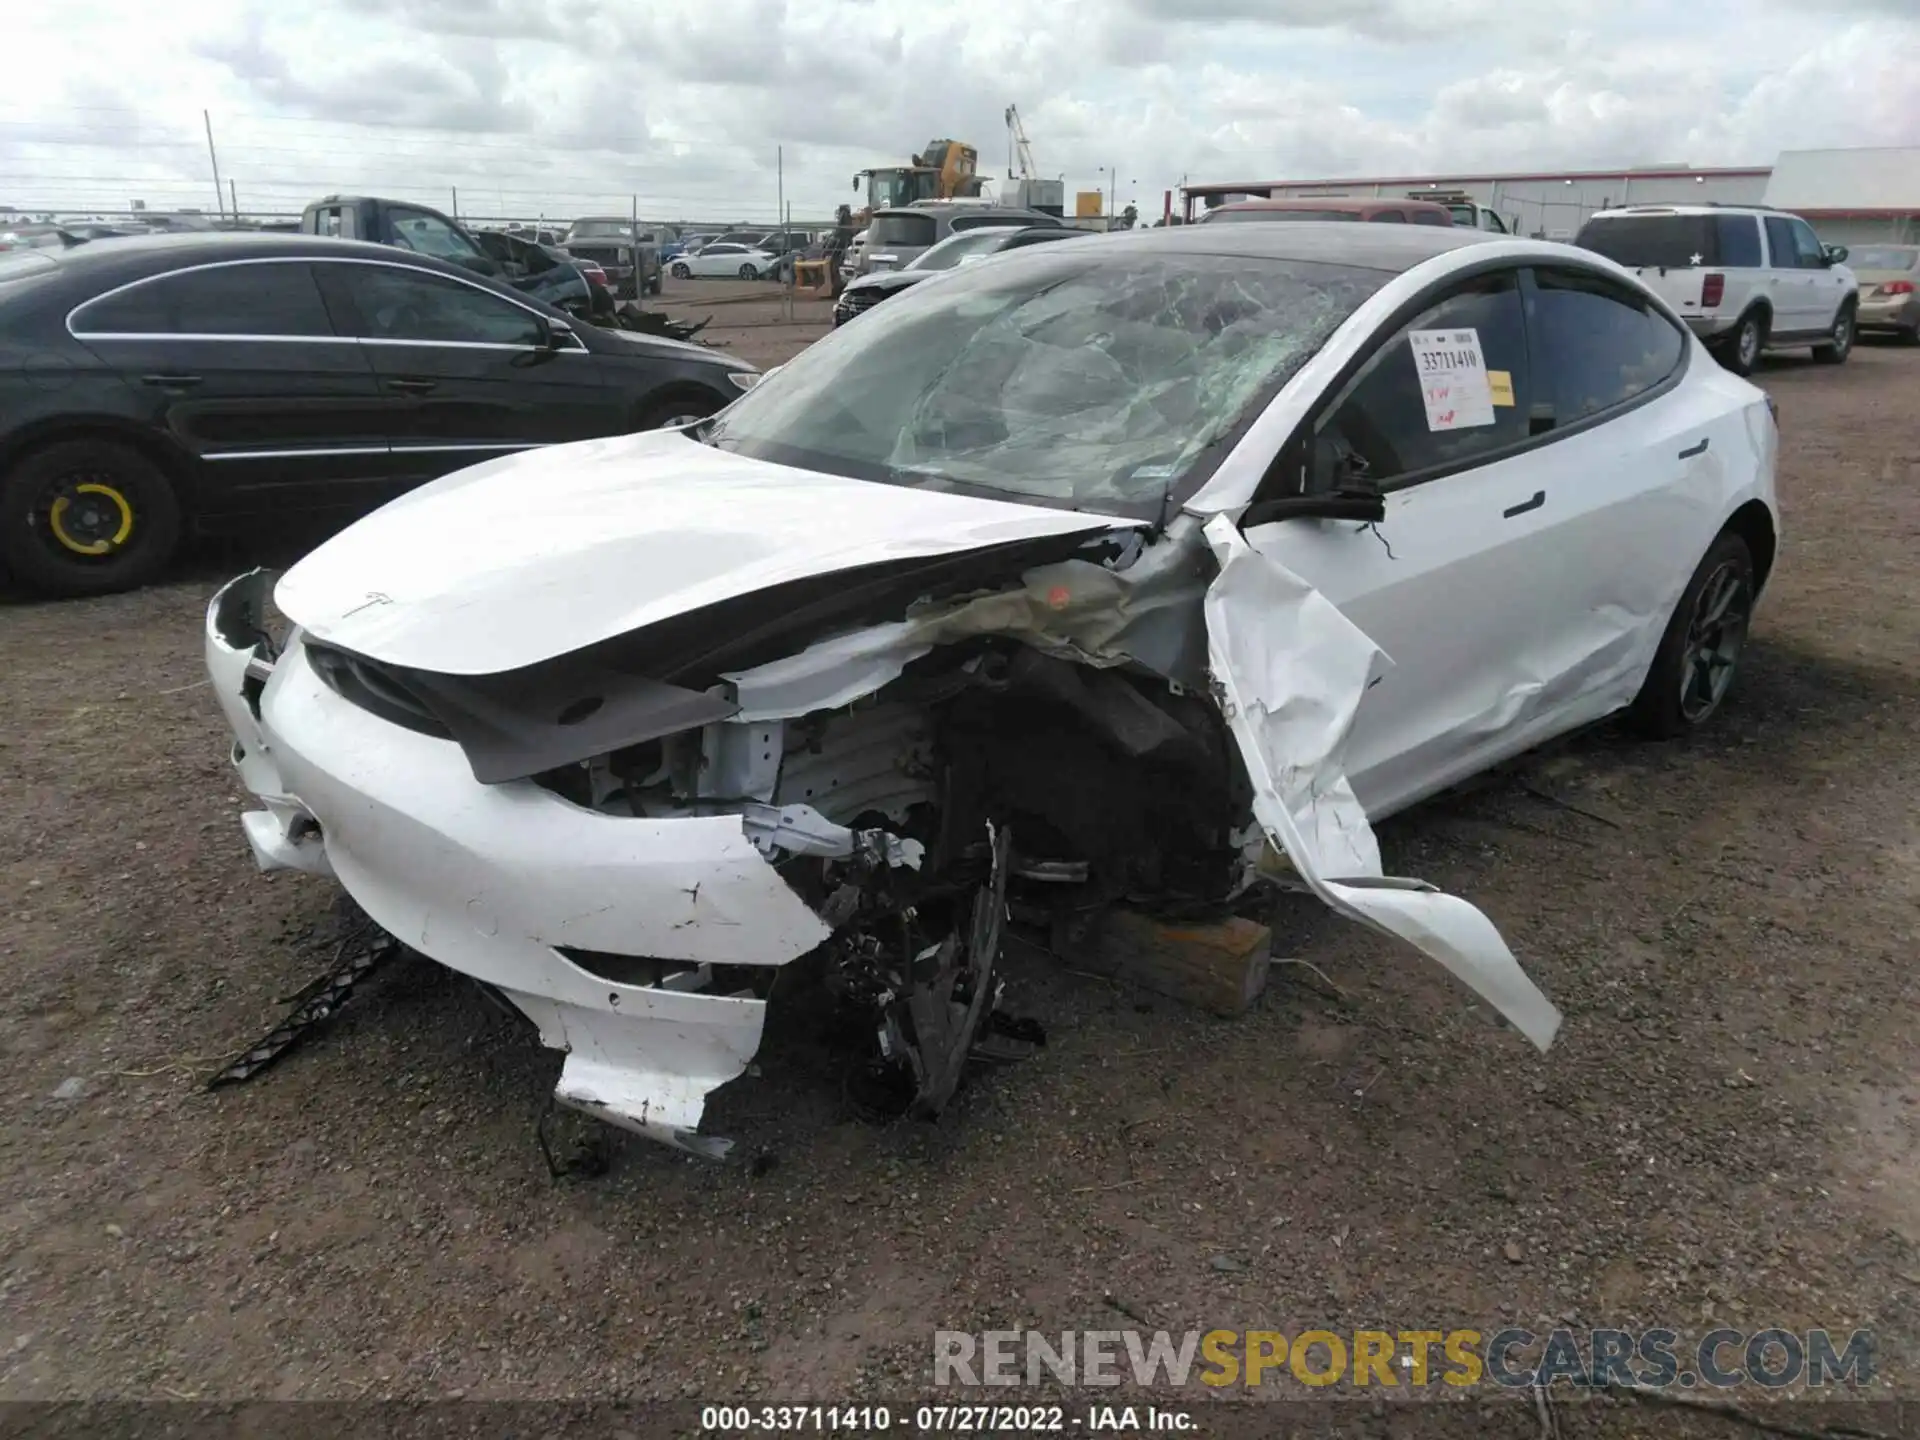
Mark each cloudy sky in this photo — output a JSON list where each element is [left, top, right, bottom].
[[4, 0, 1915, 223]]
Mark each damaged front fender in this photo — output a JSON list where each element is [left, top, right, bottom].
[[1201, 515, 1562, 1051]]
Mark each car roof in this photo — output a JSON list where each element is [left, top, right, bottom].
[[1585, 205, 1775, 219], [4, 231, 561, 311], [1210, 197, 1453, 218], [1072, 221, 1500, 273]]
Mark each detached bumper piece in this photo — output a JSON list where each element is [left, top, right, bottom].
[[208, 913, 402, 1087]]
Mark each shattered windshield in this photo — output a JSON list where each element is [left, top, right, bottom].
[[705, 250, 1383, 518]]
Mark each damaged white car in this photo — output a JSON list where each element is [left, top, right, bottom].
[[206, 225, 1778, 1155]]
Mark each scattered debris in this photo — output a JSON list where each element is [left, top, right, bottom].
[[1504, 1239, 1524, 1263], [536, 1100, 614, 1181], [607, 300, 711, 343], [207, 916, 401, 1087], [50, 1077, 87, 1101]]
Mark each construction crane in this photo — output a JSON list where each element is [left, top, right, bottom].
[[1004, 104, 1037, 180]]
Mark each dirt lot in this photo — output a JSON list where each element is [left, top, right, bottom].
[[655, 276, 838, 369], [1, 318, 1916, 1424]]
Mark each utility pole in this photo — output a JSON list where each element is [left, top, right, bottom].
[[203, 110, 226, 221], [450, 186, 459, 220], [228, 178, 238, 224]]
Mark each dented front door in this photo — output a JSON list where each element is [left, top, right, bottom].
[[1200, 515, 1562, 1052]]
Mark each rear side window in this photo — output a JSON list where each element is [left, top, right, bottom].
[[1314, 270, 1531, 486], [388, 209, 486, 265], [329, 264, 546, 346], [73, 262, 334, 336], [1575, 214, 1716, 269], [1713, 215, 1763, 268], [1410, 209, 1451, 227], [1371, 210, 1407, 223], [869, 214, 937, 247], [1529, 267, 1685, 424], [1763, 217, 1798, 269]]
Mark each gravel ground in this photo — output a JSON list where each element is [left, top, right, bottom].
[[0, 325, 1915, 1424]]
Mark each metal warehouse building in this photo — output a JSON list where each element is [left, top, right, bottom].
[[1179, 148, 1920, 243], [1761, 147, 1920, 246]]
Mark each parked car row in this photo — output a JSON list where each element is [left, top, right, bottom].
[[0, 232, 758, 596]]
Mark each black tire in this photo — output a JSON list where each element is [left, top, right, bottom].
[[1813, 302, 1855, 364], [1625, 530, 1755, 739], [647, 274, 663, 296], [637, 393, 722, 430], [669, 262, 691, 279], [1898, 324, 1920, 347], [738, 263, 757, 280], [1714, 310, 1766, 376], [0, 437, 182, 597]]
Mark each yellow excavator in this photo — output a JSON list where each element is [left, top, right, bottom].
[[853, 140, 984, 222]]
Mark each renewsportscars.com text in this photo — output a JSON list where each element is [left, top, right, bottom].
[[934, 1327, 1875, 1391]]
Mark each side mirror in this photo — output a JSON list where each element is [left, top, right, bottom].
[[1240, 491, 1387, 528], [1823, 244, 1848, 266]]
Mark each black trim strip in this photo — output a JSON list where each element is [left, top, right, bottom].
[[1502, 489, 1545, 519], [1678, 437, 1710, 458]]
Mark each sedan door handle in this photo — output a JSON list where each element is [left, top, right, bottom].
[[140, 373, 203, 389], [1678, 437, 1709, 459], [385, 377, 438, 394], [1502, 490, 1545, 519]]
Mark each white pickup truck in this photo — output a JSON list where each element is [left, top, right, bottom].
[[1574, 204, 1859, 375], [1406, 191, 1515, 233]]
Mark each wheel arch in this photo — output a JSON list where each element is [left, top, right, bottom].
[[1723, 498, 1777, 597], [631, 381, 730, 430], [0, 417, 200, 517]]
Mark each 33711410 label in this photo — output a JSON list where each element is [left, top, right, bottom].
[[1407, 327, 1496, 432]]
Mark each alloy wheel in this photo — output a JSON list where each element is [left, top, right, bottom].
[[1678, 560, 1751, 722]]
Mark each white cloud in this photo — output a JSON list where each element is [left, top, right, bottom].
[[0, 0, 1913, 222]]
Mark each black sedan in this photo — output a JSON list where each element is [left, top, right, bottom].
[[832, 225, 1086, 325], [0, 232, 756, 596]]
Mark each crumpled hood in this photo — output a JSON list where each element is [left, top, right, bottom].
[[275, 430, 1141, 675]]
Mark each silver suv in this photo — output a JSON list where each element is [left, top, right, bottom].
[[1575, 205, 1858, 375], [856, 204, 1063, 276]]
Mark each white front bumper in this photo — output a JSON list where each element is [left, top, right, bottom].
[[205, 574, 832, 1155]]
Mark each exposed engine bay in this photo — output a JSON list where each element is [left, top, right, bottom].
[[529, 640, 1255, 1121]]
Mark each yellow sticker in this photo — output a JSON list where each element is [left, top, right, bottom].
[[1488, 370, 1515, 407]]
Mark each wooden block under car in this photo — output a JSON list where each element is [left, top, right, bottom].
[[1068, 909, 1272, 1018]]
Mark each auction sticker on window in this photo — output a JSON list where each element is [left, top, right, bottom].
[[1408, 328, 1496, 431]]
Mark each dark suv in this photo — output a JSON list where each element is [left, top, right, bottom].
[[560, 218, 664, 298]]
